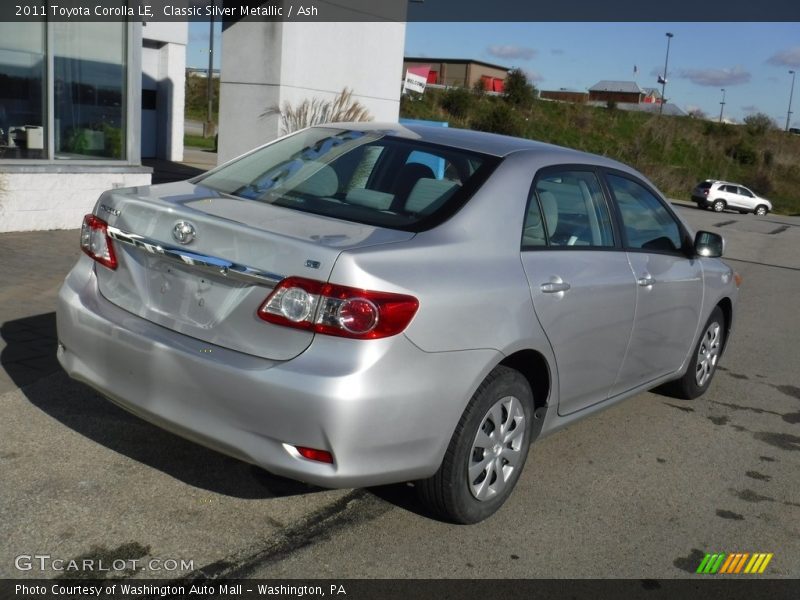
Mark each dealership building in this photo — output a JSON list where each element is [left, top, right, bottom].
[[0, 11, 405, 232]]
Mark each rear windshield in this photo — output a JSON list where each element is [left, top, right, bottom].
[[197, 128, 499, 231], [697, 181, 713, 189]]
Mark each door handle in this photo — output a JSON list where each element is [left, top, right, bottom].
[[637, 275, 655, 287], [540, 282, 571, 294]]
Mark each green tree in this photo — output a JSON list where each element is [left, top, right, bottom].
[[503, 68, 536, 108]]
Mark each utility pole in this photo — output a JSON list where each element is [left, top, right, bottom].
[[786, 70, 796, 132], [718, 88, 726, 123], [659, 32, 673, 115]]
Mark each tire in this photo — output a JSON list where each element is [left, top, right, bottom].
[[712, 199, 726, 213], [665, 307, 725, 400], [755, 205, 768, 216], [416, 366, 534, 524]]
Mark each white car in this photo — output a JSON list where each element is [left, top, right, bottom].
[[691, 180, 772, 215]]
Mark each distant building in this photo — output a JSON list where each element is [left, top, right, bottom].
[[539, 89, 588, 103], [0, 22, 186, 232], [588, 80, 646, 104], [587, 101, 686, 117], [641, 87, 663, 104], [402, 57, 510, 91], [186, 67, 220, 79]]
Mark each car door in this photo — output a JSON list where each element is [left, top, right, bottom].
[[722, 184, 742, 209], [520, 167, 637, 416], [604, 172, 704, 396], [737, 186, 756, 210]]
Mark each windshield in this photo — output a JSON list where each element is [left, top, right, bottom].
[[197, 127, 499, 231]]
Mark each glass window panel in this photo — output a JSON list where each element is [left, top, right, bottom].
[[53, 22, 127, 159], [531, 170, 615, 248], [607, 174, 682, 252], [0, 23, 46, 159]]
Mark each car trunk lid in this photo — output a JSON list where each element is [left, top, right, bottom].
[[93, 181, 414, 360]]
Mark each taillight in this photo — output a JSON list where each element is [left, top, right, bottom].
[[80, 214, 117, 269], [258, 277, 418, 339]]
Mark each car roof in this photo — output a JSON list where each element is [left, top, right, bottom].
[[322, 122, 629, 167], [705, 180, 749, 188]]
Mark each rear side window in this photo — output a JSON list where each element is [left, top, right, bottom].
[[522, 170, 615, 249], [606, 174, 682, 252], [197, 128, 498, 232]]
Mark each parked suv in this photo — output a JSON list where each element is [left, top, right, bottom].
[[691, 180, 772, 215]]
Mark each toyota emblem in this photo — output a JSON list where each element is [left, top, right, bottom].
[[172, 221, 196, 245]]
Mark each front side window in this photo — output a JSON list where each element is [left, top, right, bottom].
[[606, 173, 683, 253], [198, 127, 497, 231], [522, 169, 615, 249], [53, 22, 127, 159], [0, 23, 46, 159]]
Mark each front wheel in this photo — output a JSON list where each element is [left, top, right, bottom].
[[755, 205, 768, 216], [416, 366, 533, 524], [666, 307, 725, 400]]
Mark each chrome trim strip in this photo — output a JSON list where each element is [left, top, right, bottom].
[[106, 225, 284, 287]]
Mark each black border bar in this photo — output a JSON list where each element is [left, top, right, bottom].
[[2, 0, 800, 22]]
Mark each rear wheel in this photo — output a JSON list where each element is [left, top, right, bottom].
[[665, 307, 725, 400], [712, 199, 726, 213], [755, 205, 768, 216], [416, 366, 533, 524]]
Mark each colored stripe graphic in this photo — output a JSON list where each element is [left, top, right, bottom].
[[697, 552, 773, 574]]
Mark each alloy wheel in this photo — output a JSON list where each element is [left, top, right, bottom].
[[695, 321, 721, 387], [468, 395, 526, 501]]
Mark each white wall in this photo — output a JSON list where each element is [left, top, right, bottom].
[[0, 170, 151, 232], [141, 23, 186, 161], [218, 20, 406, 163]]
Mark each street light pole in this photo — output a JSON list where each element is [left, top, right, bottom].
[[659, 32, 674, 115], [786, 70, 796, 132], [718, 88, 726, 123]]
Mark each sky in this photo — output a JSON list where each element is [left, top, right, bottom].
[[187, 21, 800, 126]]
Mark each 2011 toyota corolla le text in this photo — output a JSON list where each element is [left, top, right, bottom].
[[57, 123, 739, 523]]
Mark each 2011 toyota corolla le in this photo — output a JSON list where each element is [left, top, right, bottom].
[[57, 123, 739, 523]]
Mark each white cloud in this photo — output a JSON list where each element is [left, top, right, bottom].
[[486, 45, 537, 61], [767, 47, 800, 68], [678, 66, 751, 87]]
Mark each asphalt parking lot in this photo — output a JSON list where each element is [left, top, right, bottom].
[[0, 202, 798, 580]]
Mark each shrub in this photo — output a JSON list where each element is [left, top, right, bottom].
[[743, 113, 777, 136], [264, 87, 371, 134], [440, 87, 473, 119], [471, 102, 522, 136], [726, 140, 758, 165], [745, 172, 774, 196]]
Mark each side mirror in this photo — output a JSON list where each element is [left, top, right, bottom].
[[694, 230, 724, 258]]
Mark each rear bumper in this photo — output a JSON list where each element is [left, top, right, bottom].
[[692, 195, 712, 206], [56, 257, 499, 488]]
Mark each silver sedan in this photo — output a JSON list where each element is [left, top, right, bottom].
[[57, 123, 739, 523]]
